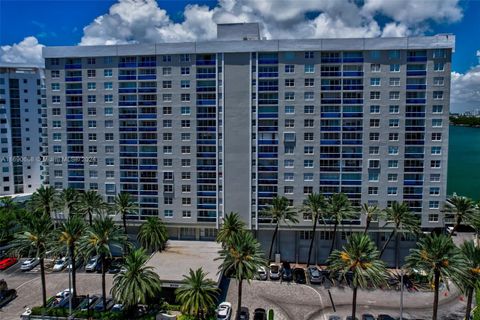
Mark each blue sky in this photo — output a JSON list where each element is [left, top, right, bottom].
[[0, 0, 479, 111]]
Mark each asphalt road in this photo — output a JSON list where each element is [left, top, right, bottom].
[[0, 258, 114, 320]]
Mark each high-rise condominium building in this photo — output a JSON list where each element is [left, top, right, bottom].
[[0, 63, 47, 196], [43, 23, 453, 264]]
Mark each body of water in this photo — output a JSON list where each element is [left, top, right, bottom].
[[447, 125, 480, 200]]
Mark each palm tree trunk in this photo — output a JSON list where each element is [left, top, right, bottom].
[[88, 210, 92, 226], [449, 220, 460, 237], [40, 258, 47, 307], [351, 286, 358, 320], [237, 279, 243, 320], [379, 229, 396, 258], [394, 232, 400, 269], [123, 213, 128, 234], [307, 218, 318, 267], [70, 243, 77, 298], [268, 223, 279, 261], [363, 218, 370, 234], [329, 222, 338, 255], [432, 270, 440, 320], [101, 254, 107, 310], [465, 286, 474, 320]]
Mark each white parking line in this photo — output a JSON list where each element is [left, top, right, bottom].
[[302, 284, 327, 320]]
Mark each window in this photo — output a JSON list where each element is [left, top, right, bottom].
[[52, 120, 61, 128], [389, 119, 400, 127], [105, 158, 114, 166], [182, 185, 191, 192], [104, 69, 112, 77], [304, 160, 314, 168], [433, 77, 444, 86], [304, 173, 314, 181], [180, 80, 190, 89], [162, 55, 171, 62], [434, 62, 444, 71], [370, 105, 380, 114], [428, 214, 439, 223], [52, 96, 60, 104], [181, 172, 191, 180], [389, 133, 399, 141], [430, 187, 440, 196], [162, 81, 172, 89], [305, 78, 314, 87], [51, 83, 60, 91], [104, 82, 113, 90], [431, 160, 441, 168], [53, 145, 62, 153], [304, 186, 313, 194], [53, 133, 61, 141], [181, 120, 190, 128], [370, 119, 380, 128], [430, 174, 441, 182], [370, 92, 380, 100], [369, 132, 380, 141], [105, 133, 114, 141], [285, 119, 295, 128], [181, 106, 191, 115], [162, 67, 172, 75], [163, 119, 172, 128], [388, 160, 398, 168], [369, 146, 379, 155], [390, 64, 400, 72], [433, 105, 443, 114], [163, 133, 172, 141], [87, 82, 96, 90], [387, 187, 397, 195], [181, 146, 191, 154], [181, 67, 190, 75], [304, 105, 314, 114], [368, 172, 379, 182], [430, 146, 441, 155], [104, 107, 113, 116], [389, 50, 400, 59], [104, 56, 113, 64], [104, 95, 113, 103], [284, 173, 294, 181], [180, 54, 190, 62], [52, 108, 61, 115], [164, 210, 173, 218], [285, 106, 295, 114], [284, 159, 294, 168], [371, 64, 381, 72], [181, 133, 191, 141], [87, 69, 96, 78], [304, 51, 314, 59], [368, 187, 378, 195], [304, 64, 315, 73], [105, 146, 114, 153], [304, 92, 314, 101], [285, 79, 295, 87], [389, 91, 400, 100], [163, 94, 172, 102], [285, 92, 295, 100], [432, 119, 443, 127], [285, 65, 295, 73], [389, 77, 400, 86], [389, 105, 399, 114], [182, 198, 191, 205], [51, 70, 60, 78], [429, 201, 440, 209], [432, 133, 442, 141], [433, 91, 444, 100], [304, 146, 314, 154], [88, 120, 96, 128], [87, 95, 96, 103], [388, 146, 399, 155], [284, 186, 294, 194], [370, 78, 380, 86], [87, 57, 96, 65], [304, 119, 314, 128], [304, 132, 314, 141], [388, 173, 398, 182], [181, 159, 191, 167]]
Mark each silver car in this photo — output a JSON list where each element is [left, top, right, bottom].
[[20, 258, 40, 271]]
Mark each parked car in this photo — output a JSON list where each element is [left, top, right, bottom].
[[66, 257, 83, 270], [20, 258, 40, 271], [85, 256, 100, 272], [377, 315, 395, 320], [92, 297, 114, 311], [77, 295, 98, 311], [0, 257, 17, 270], [0, 289, 17, 308], [361, 314, 375, 320], [346, 317, 358, 320], [293, 268, 306, 284], [307, 266, 323, 284], [217, 302, 232, 320], [52, 257, 68, 272], [269, 264, 280, 280], [55, 288, 72, 299], [255, 266, 267, 281], [108, 258, 124, 274], [281, 262, 292, 281], [253, 308, 266, 320], [111, 303, 124, 313], [327, 316, 341, 320], [239, 307, 249, 320]]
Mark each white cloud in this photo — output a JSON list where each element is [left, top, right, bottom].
[[0, 36, 44, 66], [451, 66, 480, 113]]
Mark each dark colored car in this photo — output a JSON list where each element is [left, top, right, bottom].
[[361, 314, 375, 320], [327, 316, 341, 320], [0, 289, 17, 308], [377, 315, 395, 320], [239, 307, 249, 320], [77, 295, 99, 311], [108, 258, 124, 274], [346, 317, 358, 320], [281, 262, 292, 281], [253, 308, 266, 320], [93, 297, 114, 311], [307, 266, 323, 284], [293, 268, 306, 284], [0, 257, 18, 270]]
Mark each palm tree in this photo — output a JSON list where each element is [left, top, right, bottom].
[[111, 248, 161, 315], [58, 215, 85, 298], [217, 231, 266, 320], [11, 214, 53, 307], [326, 193, 355, 255], [260, 196, 298, 261], [327, 233, 387, 320], [443, 194, 476, 237], [216, 212, 246, 247], [0, 197, 18, 243], [379, 202, 420, 263], [77, 190, 107, 226], [30, 185, 57, 217], [79, 214, 128, 309], [405, 234, 469, 320], [114, 192, 138, 235], [176, 268, 219, 319], [459, 240, 480, 320], [57, 188, 79, 217], [137, 217, 168, 252], [361, 203, 381, 234], [300, 193, 326, 267]]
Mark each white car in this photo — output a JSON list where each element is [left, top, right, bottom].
[[217, 302, 232, 320], [52, 258, 67, 272], [256, 266, 268, 280], [55, 288, 72, 299], [85, 256, 99, 272], [269, 263, 281, 280], [20, 258, 40, 271]]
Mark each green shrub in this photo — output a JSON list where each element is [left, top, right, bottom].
[[268, 309, 274, 320]]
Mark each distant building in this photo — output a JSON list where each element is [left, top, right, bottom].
[[0, 64, 47, 196], [43, 24, 453, 265]]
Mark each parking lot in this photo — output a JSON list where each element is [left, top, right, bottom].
[[225, 265, 469, 320], [0, 258, 114, 320]]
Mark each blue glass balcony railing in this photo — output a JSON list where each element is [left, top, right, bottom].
[[407, 56, 427, 62], [138, 75, 156, 80], [406, 85, 426, 90], [138, 62, 156, 67], [66, 89, 83, 94], [118, 62, 137, 68], [406, 99, 426, 104], [407, 71, 427, 76], [65, 77, 82, 82], [65, 64, 82, 69], [118, 75, 137, 80], [119, 88, 137, 94]]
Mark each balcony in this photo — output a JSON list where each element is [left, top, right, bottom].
[[118, 62, 137, 68], [65, 77, 82, 82], [65, 64, 82, 69], [407, 56, 427, 62], [138, 75, 156, 80]]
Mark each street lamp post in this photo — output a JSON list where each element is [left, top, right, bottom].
[[68, 257, 72, 318], [400, 269, 404, 320]]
